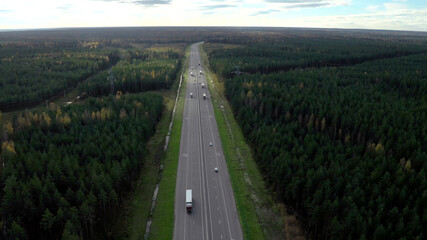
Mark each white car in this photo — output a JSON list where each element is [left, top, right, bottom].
[[190, 93, 193, 98], [214, 167, 218, 172], [209, 142, 213, 146]]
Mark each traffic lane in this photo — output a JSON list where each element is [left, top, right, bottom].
[[198, 77, 233, 240], [174, 61, 204, 240], [196, 49, 230, 240], [175, 84, 190, 239], [198, 53, 243, 239], [189, 75, 206, 240], [205, 96, 243, 240]]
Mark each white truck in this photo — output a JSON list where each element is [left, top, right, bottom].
[[201, 83, 205, 88], [186, 189, 193, 214], [190, 92, 193, 98], [203, 93, 206, 99]]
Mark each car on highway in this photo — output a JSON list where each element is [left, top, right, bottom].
[[209, 141, 212, 146], [215, 167, 218, 172], [203, 93, 206, 99], [190, 93, 193, 98]]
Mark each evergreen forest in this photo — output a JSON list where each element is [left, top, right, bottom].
[[205, 34, 427, 239], [1, 93, 164, 239], [0, 42, 118, 111], [0, 30, 186, 239]]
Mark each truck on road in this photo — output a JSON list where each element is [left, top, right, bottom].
[[186, 189, 192, 214], [203, 93, 206, 99]]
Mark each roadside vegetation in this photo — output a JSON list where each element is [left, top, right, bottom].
[[148, 46, 190, 240], [204, 33, 427, 239]]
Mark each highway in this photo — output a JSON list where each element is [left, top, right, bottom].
[[173, 43, 243, 240]]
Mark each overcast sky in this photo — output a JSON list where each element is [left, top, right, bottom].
[[0, 0, 426, 31]]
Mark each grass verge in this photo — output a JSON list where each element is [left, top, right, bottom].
[[199, 44, 286, 240], [108, 47, 190, 240], [148, 46, 190, 240]]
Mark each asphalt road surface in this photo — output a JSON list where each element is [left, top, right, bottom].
[[173, 43, 243, 240]]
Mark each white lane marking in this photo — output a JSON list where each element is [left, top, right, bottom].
[[195, 44, 214, 240], [204, 71, 236, 240], [193, 42, 212, 239]]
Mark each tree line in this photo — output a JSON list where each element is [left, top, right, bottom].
[[205, 38, 427, 78]]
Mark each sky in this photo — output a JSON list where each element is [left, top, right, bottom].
[[0, 0, 426, 31]]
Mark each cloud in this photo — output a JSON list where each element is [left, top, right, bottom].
[[264, 0, 350, 9], [200, 4, 236, 11], [293, 8, 427, 31], [265, 0, 323, 3], [283, 2, 330, 8], [92, 0, 172, 6], [131, 0, 172, 6], [57, 5, 73, 11], [384, 3, 406, 11], [366, 5, 379, 12], [252, 9, 279, 16]]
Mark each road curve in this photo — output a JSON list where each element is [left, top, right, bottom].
[[173, 43, 243, 240]]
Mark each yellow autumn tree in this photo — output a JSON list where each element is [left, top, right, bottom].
[[100, 107, 107, 121], [16, 115, 27, 130], [56, 106, 62, 120], [375, 142, 385, 155], [42, 112, 52, 126], [246, 90, 253, 98], [2, 141, 16, 155], [404, 160, 411, 171], [5, 121, 14, 136], [58, 113, 71, 126], [116, 91, 123, 100]]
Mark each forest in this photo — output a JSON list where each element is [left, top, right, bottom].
[[79, 49, 182, 97], [1, 93, 164, 239], [205, 34, 427, 239], [0, 28, 188, 239], [0, 42, 118, 111]]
